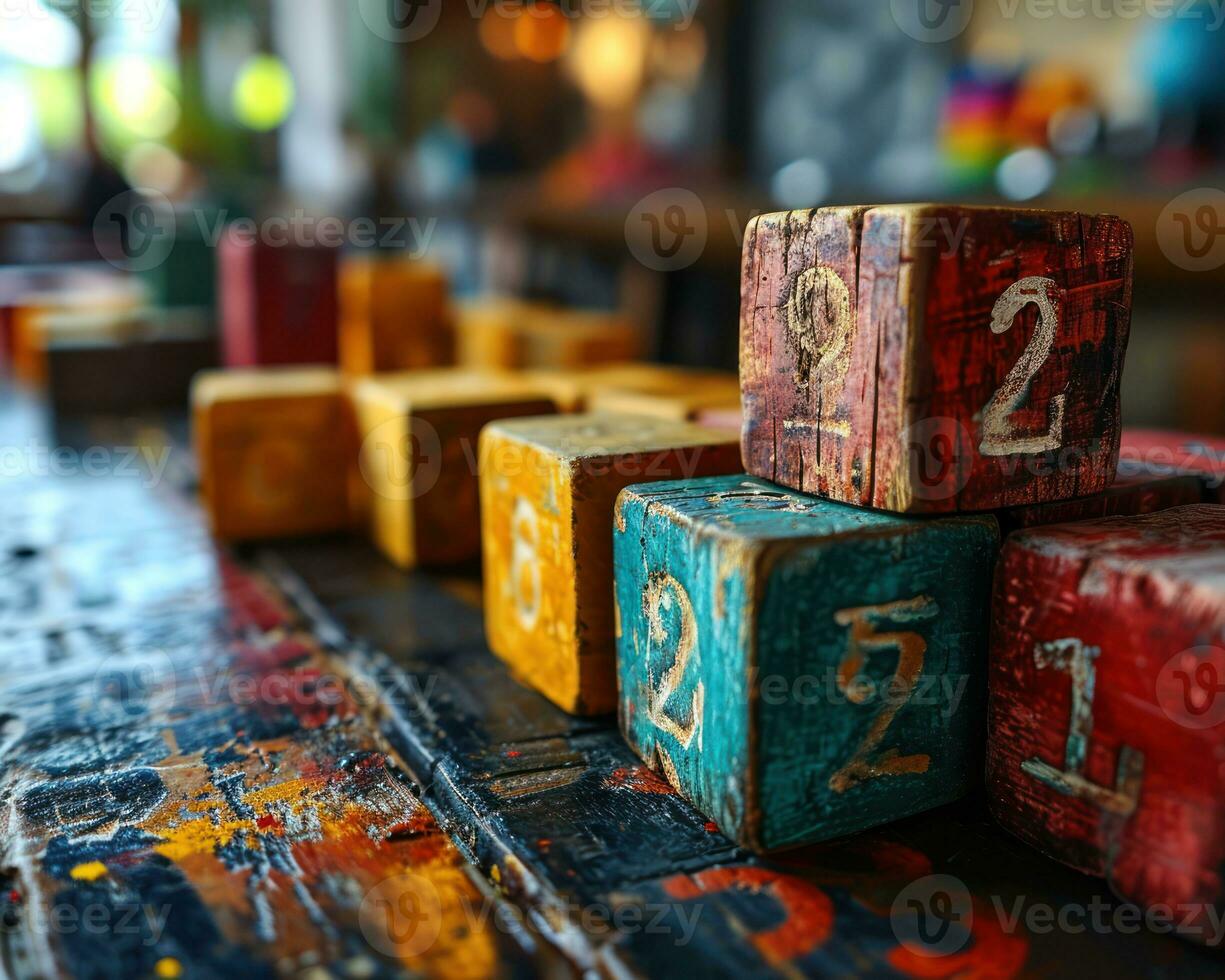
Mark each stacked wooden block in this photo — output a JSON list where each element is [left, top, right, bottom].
[[190, 204, 1225, 942]]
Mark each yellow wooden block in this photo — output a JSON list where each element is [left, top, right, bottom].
[[338, 256, 453, 375], [479, 413, 743, 715], [11, 288, 143, 386], [192, 367, 354, 541], [353, 369, 557, 569], [585, 369, 741, 421], [455, 299, 643, 370]]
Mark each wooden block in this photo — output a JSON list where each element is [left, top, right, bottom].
[[741, 205, 1134, 513], [219, 233, 339, 367], [1000, 463, 1204, 531], [338, 255, 453, 375], [1121, 428, 1225, 504], [614, 475, 1000, 851], [192, 367, 354, 540], [479, 414, 742, 715], [10, 288, 144, 386], [986, 505, 1225, 935], [353, 369, 557, 569], [586, 370, 740, 421], [456, 298, 643, 370]]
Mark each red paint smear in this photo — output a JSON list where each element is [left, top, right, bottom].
[[604, 766, 676, 796], [256, 814, 280, 830], [704, 821, 719, 833], [537, 839, 552, 850], [887, 899, 1028, 980], [505, 750, 522, 758], [663, 866, 833, 965], [7, 890, 21, 904]]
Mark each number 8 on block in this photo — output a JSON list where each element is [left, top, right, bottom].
[[613, 475, 1000, 851], [740, 205, 1134, 512]]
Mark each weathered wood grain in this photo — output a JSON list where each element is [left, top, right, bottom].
[[614, 474, 1000, 851], [351, 369, 557, 569], [192, 367, 355, 541], [338, 255, 453, 375], [987, 505, 1225, 942], [218, 233, 339, 367], [479, 413, 742, 715], [741, 205, 1134, 513]]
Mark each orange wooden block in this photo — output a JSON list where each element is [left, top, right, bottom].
[[456, 299, 643, 370], [11, 287, 144, 386], [479, 413, 743, 715], [586, 370, 740, 421], [192, 368, 355, 541], [353, 369, 557, 569], [338, 256, 453, 375]]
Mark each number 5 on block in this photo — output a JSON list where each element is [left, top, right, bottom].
[[614, 475, 1000, 851], [740, 205, 1134, 512]]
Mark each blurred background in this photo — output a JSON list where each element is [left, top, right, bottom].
[[0, 0, 1222, 433]]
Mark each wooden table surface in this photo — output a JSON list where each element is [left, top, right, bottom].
[[1, 388, 1220, 978]]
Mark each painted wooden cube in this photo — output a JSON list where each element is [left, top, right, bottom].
[[219, 232, 339, 367], [1120, 429, 1225, 504], [614, 475, 1000, 851], [456, 299, 642, 370], [586, 369, 740, 421], [1000, 461, 1204, 531], [986, 505, 1225, 935], [353, 370, 556, 569], [479, 414, 742, 715], [741, 205, 1134, 513], [192, 367, 354, 541], [338, 255, 452, 375]]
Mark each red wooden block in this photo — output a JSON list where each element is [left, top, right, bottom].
[[1001, 462, 1204, 531], [1121, 429, 1225, 505], [219, 230, 339, 367], [987, 505, 1225, 939], [741, 205, 1134, 513]]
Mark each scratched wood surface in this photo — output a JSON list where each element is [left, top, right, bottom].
[[613, 475, 999, 851], [741, 206, 1134, 513], [4, 390, 1224, 977], [986, 505, 1225, 944]]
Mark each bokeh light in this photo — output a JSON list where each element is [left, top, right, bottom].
[[568, 16, 651, 110], [514, 3, 570, 63], [232, 54, 295, 131]]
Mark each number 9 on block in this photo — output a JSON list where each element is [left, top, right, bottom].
[[613, 475, 1000, 851]]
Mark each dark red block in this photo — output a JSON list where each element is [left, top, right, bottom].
[[987, 505, 1225, 941], [1121, 429, 1225, 505], [219, 230, 339, 367]]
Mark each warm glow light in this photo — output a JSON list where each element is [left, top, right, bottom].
[[479, 8, 520, 60], [232, 54, 295, 131], [514, 3, 570, 63], [568, 16, 651, 109], [93, 56, 180, 142]]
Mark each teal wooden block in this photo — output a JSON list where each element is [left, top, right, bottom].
[[613, 475, 1000, 852]]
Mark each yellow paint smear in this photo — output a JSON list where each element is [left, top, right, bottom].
[[69, 861, 108, 882]]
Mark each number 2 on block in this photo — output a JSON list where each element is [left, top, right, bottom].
[[980, 276, 1068, 457], [645, 572, 704, 751], [829, 596, 937, 794]]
